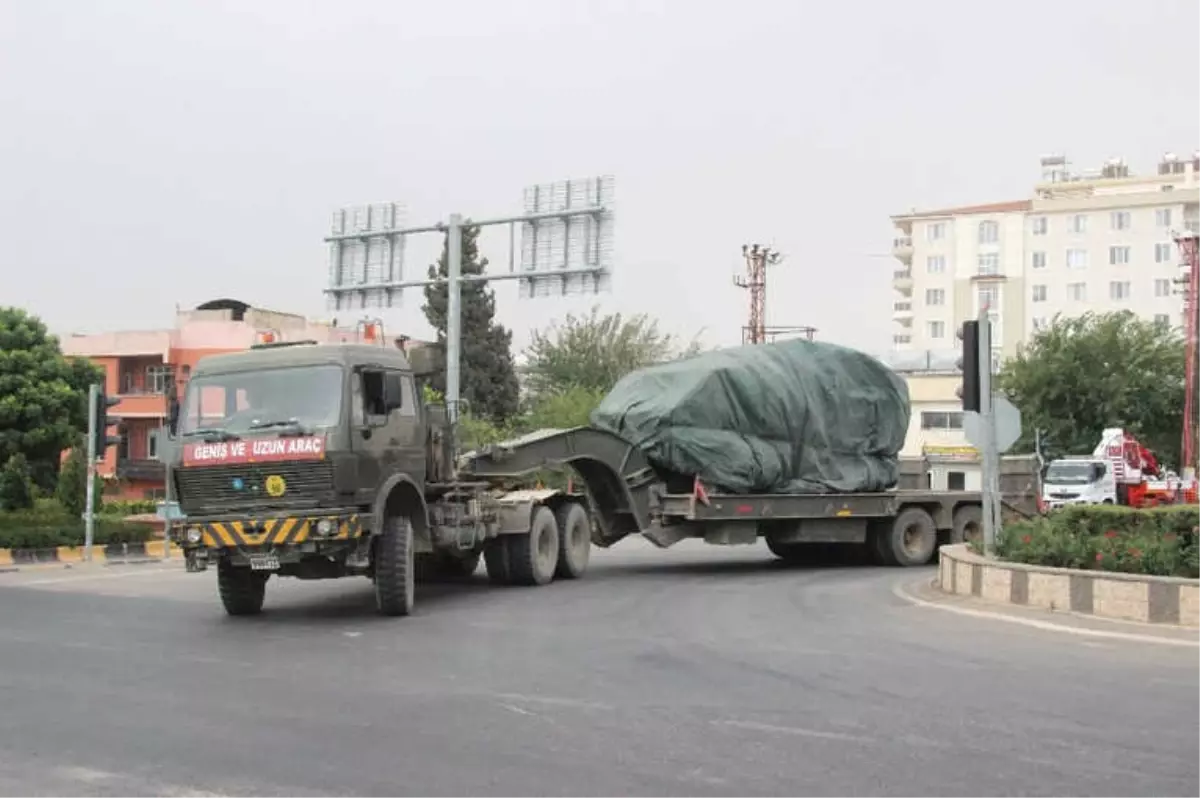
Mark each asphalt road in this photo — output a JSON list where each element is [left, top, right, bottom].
[[0, 540, 1196, 797]]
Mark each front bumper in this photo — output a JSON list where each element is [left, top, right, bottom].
[[172, 510, 368, 550]]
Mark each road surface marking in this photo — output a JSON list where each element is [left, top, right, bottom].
[[492, 692, 614, 712], [5, 567, 181, 587], [894, 580, 1199, 648], [713, 719, 874, 743], [499, 703, 538, 717]]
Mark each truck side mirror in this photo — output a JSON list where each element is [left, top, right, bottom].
[[167, 394, 180, 436], [382, 372, 404, 412]]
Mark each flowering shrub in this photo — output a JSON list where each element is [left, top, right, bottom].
[[984, 505, 1198, 578]]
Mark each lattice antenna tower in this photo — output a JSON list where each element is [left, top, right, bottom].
[[1174, 230, 1199, 475], [733, 244, 817, 345]]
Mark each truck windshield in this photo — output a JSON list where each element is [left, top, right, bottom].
[[179, 365, 343, 436], [1044, 462, 1096, 485]]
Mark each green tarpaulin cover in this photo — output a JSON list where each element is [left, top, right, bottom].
[[590, 338, 911, 494]]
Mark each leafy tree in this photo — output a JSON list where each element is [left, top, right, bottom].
[[998, 311, 1185, 468], [523, 385, 606, 431], [0, 453, 33, 511], [422, 224, 520, 424], [0, 307, 103, 488], [523, 306, 702, 401], [56, 440, 91, 517]]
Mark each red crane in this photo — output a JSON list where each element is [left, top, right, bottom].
[[1176, 230, 1199, 476]]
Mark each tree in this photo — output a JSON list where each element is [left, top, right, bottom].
[[523, 306, 702, 401], [422, 224, 520, 424], [0, 453, 33, 511], [998, 311, 1185, 468], [0, 307, 103, 488], [56, 440, 91, 517]]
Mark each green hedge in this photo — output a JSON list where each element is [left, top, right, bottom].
[[989, 505, 1199, 578], [100, 498, 159, 516], [0, 506, 156, 550]]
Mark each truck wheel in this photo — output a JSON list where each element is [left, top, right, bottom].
[[875, 507, 938, 567], [554, 502, 591, 579], [951, 505, 983, 545], [374, 515, 415, 617], [506, 505, 560, 586], [765, 537, 806, 564], [483, 540, 511, 586], [217, 560, 267, 616]]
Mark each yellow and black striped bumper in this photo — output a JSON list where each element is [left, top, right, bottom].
[[182, 514, 364, 549]]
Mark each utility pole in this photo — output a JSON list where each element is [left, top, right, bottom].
[[84, 384, 99, 562], [975, 308, 1002, 553]]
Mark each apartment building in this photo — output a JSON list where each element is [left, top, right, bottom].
[[62, 299, 394, 499], [890, 152, 1200, 360]]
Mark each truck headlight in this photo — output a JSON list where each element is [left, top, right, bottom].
[[186, 527, 203, 544], [316, 519, 335, 537]]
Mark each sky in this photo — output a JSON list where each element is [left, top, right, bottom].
[[2, 0, 1197, 359]]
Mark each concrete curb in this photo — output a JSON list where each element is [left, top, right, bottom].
[[937, 544, 1200, 628], [0, 541, 183, 573]]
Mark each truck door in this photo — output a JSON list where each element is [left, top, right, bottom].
[[356, 367, 426, 495]]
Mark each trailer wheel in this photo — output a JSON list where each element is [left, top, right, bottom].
[[554, 502, 591, 579], [875, 507, 938, 567], [374, 515, 415, 616], [483, 540, 512, 586], [217, 560, 267, 616], [505, 505, 560, 586], [765, 537, 806, 564], [951, 505, 983, 545]]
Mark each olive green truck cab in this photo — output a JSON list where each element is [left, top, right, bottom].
[[167, 341, 592, 617]]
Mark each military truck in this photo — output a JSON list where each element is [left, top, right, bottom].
[[167, 340, 592, 617]]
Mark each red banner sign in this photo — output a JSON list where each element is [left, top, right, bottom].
[[182, 436, 326, 467]]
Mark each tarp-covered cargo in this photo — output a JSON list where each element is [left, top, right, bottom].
[[589, 338, 911, 494]]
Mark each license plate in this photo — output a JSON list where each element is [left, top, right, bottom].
[[248, 553, 280, 571]]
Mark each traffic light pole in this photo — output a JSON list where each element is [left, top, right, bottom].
[[976, 310, 1002, 554], [84, 383, 99, 563]]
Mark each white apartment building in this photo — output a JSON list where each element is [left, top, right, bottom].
[[890, 152, 1200, 360]]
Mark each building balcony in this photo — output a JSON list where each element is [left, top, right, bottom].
[[893, 301, 914, 325], [970, 271, 1007, 282], [892, 236, 914, 262], [116, 458, 166, 482], [893, 269, 913, 292]]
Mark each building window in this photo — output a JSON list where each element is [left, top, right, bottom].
[[1070, 214, 1088, 234], [1032, 316, 1049, 332], [121, 372, 135, 394], [1155, 242, 1174, 263], [1067, 282, 1087, 302], [893, 334, 912, 345], [1109, 281, 1131, 301], [1111, 210, 1131, 231], [927, 320, 946, 339], [926, 255, 946, 274], [147, 428, 161, 461], [1032, 284, 1047, 303], [1157, 208, 1172, 227], [926, 222, 946, 242], [1109, 246, 1131, 265], [947, 471, 966, 491], [977, 285, 999, 311], [1031, 251, 1046, 269], [1154, 314, 1171, 326], [145, 365, 174, 394], [1031, 216, 1047, 236], [977, 253, 1000, 275], [1155, 278, 1173, 297], [1066, 248, 1088, 269], [921, 411, 964, 431], [978, 220, 999, 244], [925, 288, 945, 306]]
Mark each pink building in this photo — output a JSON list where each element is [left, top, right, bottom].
[[63, 299, 416, 499]]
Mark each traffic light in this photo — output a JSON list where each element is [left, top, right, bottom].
[[91, 387, 122, 456], [955, 320, 981, 412]]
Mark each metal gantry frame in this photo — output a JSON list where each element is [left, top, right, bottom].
[[323, 203, 611, 423]]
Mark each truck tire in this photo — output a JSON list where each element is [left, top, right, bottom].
[[217, 560, 267, 616], [875, 507, 938, 567], [554, 502, 591, 579], [506, 505, 560, 586], [483, 540, 512, 586], [951, 505, 983, 545], [374, 515, 415, 617], [765, 537, 806, 564]]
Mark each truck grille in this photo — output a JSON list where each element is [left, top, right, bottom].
[[176, 461, 334, 515]]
